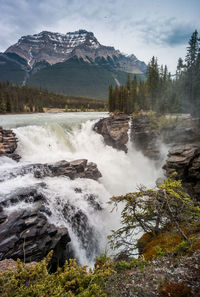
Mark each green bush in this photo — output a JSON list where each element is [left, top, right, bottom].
[[174, 240, 190, 254], [0, 251, 115, 297]]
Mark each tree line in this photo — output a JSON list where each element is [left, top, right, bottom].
[[108, 30, 200, 115], [0, 82, 106, 114]]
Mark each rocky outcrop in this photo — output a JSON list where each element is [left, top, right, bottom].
[[0, 159, 102, 182], [94, 114, 129, 153], [163, 143, 200, 199], [0, 127, 20, 161], [0, 187, 71, 267], [131, 116, 161, 160], [131, 115, 200, 160]]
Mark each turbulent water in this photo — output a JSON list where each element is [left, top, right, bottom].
[[0, 112, 167, 266]]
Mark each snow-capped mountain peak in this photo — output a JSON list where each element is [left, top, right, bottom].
[[5, 29, 146, 73]]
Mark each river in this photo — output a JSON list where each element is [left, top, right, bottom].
[[0, 112, 166, 266]]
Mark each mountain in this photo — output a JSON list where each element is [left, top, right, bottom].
[[1, 30, 146, 99]]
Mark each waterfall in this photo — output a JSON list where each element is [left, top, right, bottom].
[[0, 112, 165, 265]]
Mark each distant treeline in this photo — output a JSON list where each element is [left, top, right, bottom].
[[0, 82, 107, 113], [109, 30, 200, 115]]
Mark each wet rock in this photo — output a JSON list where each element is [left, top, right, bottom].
[[84, 194, 102, 211], [163, 143, 200, 199], [0, 126, 20, 161], [0, 206, 70, 266], [0, 187, 71, 266], [37, 159, 102, 180], [0, 157, 102, 190], [0, 159, 102, 183], [0, 184, 47, 209], [74, 187, 82, 193], [94, 114, 129, 153], [63, 203, 100, 259]]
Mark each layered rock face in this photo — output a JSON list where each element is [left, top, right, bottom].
[[0, 127, 20, 161], [93, 114, 129, 153], [131, 116, 160, 160], [163, 144, 200, 199], [162, 117, 200, 198]]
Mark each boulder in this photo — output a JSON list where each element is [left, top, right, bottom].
[[0, 126, 20, 161], [94, 114, 129, 153]]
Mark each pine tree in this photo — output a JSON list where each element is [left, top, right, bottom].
[[130, 75, 137, 112], [146, 56, 160, 110], [114, 85, 119, 111], [0, 96, 6, 113], [185, 30, 199, 68], [185, 30, 199, 114], [108, 85, 114, 112]]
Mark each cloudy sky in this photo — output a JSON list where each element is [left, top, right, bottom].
[[0, 0, 199, 72]]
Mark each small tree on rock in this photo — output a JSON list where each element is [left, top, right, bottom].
[[108, 174, 200, 256]]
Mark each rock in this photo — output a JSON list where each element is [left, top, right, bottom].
[[131, 116, 161, 160], [37, 159, 102, 180], [0, 258, 18, 273], [63, 203, 100, 259], [0, 188, 71, 266], [84, 194, 102, 211], [0, 126, 20, 161], [74, 188, 82, 193], [94, 114, 129, 152], [163, 143, 200, 199], [0, 184, 47, 210], [0, 259, 38, 273], [0, 159, 102, 182]]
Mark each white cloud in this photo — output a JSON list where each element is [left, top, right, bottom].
[[0, 0, 199, 72]]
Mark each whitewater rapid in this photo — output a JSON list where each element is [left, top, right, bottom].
[[0, 112, 166, 265]]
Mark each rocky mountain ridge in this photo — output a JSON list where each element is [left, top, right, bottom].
[[0, 29, 146, 99], [5, 29, 146, 73]]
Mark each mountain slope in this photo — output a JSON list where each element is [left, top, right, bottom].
[[27, 57, 135, 99], [0, 53, 28, 84]]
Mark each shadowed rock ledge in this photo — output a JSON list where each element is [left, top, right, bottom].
[[93, 114, 129, 153]]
